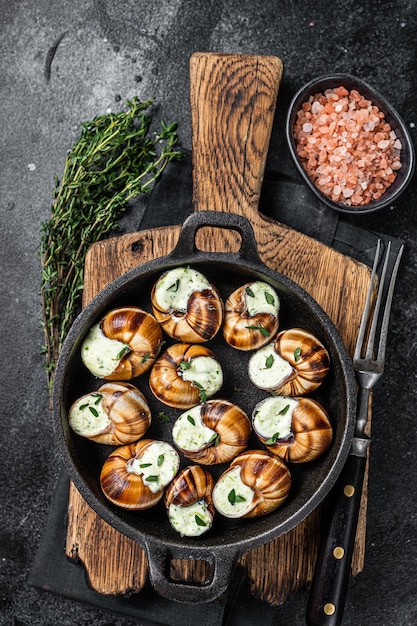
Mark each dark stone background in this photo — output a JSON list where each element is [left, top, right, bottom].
[[1, 1, 416, 624]]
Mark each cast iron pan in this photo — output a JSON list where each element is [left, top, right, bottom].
[[53, 209, 356, 603]]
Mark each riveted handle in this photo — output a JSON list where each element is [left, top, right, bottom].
[[306, 447, 369, 626]]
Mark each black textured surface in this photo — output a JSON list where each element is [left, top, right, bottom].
[[1, 1, 417, 625]]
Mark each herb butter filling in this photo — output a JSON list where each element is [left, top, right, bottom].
[[69, 393, 110, 436], [248, 343, 293, 389], [154, 267, 211, 311], [172, 405, 216, 451], [180, 356, 223, 399], [168, 500, 213, 537], [126, 442, 179, 493], [81, 324, 129, 377], [212, 466, 255, 517], [244, 282, 280, 317], [253, 396, 298, 442]]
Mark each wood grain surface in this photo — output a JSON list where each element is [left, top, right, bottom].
[[65, 53, 372, 606]]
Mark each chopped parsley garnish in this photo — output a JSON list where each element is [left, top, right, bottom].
[[265, 432, 280, 444], [89, 406, 99, 417], [294, 347, 302, 362], [187, 415, 196, 426], [116, 345, 130, 359], [265, 291, 275, 305], [265, 354, 274, 368], [245, 324, 270, 337], [180, 360, 191, 370], [157, 454, 165, 466], [228, 489, 246, 505], [245, 285, 255, 297], [195, 514, 208, 527], [167, 278, 180, 292]]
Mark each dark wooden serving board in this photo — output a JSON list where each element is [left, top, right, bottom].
[[65, 53, 372, 606]]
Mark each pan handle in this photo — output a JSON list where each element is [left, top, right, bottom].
[[144, 539, 239, 604], [169, 210, 263, 265]]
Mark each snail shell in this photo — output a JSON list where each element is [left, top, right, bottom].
[[223, 281, 280, 351], [248, 328, 330, 395], [68, 381, 151, 445], [100, 439, 180, 510], [172, 399, 251, 465], [81, 306, 163, 380], [151, 267, 224, 343], [212, 449, 291, 518], [149, 343, 223, 409], [253, 396, 333, 463], [164, 465, 215, 537]]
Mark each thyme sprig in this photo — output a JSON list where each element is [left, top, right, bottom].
[[40, 97, 182, 392]]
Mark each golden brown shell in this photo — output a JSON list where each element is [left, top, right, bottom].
[[223, 282, 279, 351], [213, 450, 291, 518], [151, 273, 224, 343], [69, 382, 151, 445], [99, 307, 163, 380], [173, 399, 251, 465], [272, 328, 330, 395], [254, 397, 333, 463], [164, 465, 215, 513], [149, 343, 223, 409], [100, 439, 180, 510]]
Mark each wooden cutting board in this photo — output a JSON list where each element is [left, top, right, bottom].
[[65, 53, 372, 606]]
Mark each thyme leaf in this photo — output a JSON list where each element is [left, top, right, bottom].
[[39, 97, 182, 395]]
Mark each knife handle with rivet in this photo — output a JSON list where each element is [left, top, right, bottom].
[[306, 439, 370, 626]]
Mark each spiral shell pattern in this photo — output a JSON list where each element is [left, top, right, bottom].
[[173, 399, 251, 465], [164, 465, 215, 512], [149, 343, 223, 409], [100, 439, 179, 510], [223, 282, 280, 351], [97, 307, 163, 380], [69, 381, 151, 445], [151, 268, 224, 343], [272, 328, 330, 395], [254, 397, 333, 463], [214, 449, 291, 518]]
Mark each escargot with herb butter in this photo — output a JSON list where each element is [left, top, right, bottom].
[[151, 266, 224, 343], [223, 281, 280, 351], [253, 395, 333, 463], [165, 465, 215, 537], [212, 449, 291, 519], [81, 306, 163, 380], [149, 343, 223, 409], [172, 399, 251, 465], [248, 328, 330, 395], [100, 439, 180, 510], [68, 381, 151, 445]]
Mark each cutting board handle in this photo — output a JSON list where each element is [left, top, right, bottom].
[[190, 52, 283, 219]]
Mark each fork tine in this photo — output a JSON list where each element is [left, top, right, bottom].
[[353, 239, 381, 362], [375, 243, 404, 365], [365, 240, 391, 360]]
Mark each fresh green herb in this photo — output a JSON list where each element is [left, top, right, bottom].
[[265, 432, 280, 444], [157, 454, 165, 467], [245, 324, 270, 337], [195, 514, 207, 527], [209, 432, 220, 446], [265, 291, 275, 305], [139, 463, 152, 468], [294, 347, 302, 362], [91, 393, 103, 404], [157, 412, 171, 423], [167, 278, 180, 292], [116, 345, 131, 359], [193, 381, 207, 403], [88, 406, 99, 417], [245, 286, 255, 297], [228, 489, 246, 505], [79, 403, 88, 411], [141, 352, 150, 364], [279, 404, 290, 415], [265, 354, 274, 368], [187, 415, 196, 426], [145, 475, 159, 482], [180, 361, 191, 370], [40, 97, 182, 393]]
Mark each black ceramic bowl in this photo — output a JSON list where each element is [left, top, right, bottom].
[[286, 74, 415, 215]]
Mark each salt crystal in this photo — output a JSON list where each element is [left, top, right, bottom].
[[311, 101, 322, 114], [394, 139, 402, 149], [342, 188, 354, 198], [302, 122, 313, 132], [334, 185, 341, 195], [391, 161, 402, 170], [377, 139, 390, 150]]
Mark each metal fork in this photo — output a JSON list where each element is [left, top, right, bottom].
[[306, 240, 404, 626]]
